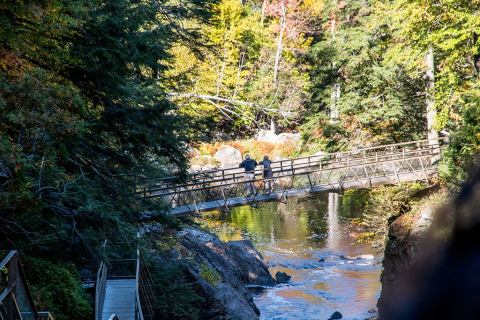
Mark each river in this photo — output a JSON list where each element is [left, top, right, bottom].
[[198, 193, 381, 320]]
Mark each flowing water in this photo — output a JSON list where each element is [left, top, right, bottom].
[[199, 193, 381, 320]]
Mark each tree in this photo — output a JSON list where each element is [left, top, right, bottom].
[[0, 0, 213, 316]]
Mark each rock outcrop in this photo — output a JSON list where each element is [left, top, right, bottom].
[[377, 205, 434, 319], [226, 240, 277, 286], [169, 227, 275, 320]]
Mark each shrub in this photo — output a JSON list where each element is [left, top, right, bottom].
[[22, 257, 92, 320], [150, 262, 207, 320]]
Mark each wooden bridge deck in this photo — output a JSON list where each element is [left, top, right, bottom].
[[138, 138, 446, 216]]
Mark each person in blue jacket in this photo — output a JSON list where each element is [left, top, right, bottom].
[[259, 155, 273, 193], [239, 155, 258, 195]]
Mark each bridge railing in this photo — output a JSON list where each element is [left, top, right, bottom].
[[141, 139, 446, 213], [141, 137, 447, 187], [137, 138, 447, 199], [0, 251, 54, 320]]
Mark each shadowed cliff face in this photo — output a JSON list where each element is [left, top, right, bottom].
[[377, 205, 437, 319], [379, 168, 480, 320]]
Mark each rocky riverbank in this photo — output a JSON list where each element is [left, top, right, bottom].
[[155, 226, 277, 319]]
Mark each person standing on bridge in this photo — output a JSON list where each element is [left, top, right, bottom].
[[239, 155, 258, 196], [259, 155, 273, 194]]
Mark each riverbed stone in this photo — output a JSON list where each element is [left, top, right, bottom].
[[378, 202, 438, 319], [275, 271, 291, 283], [328, 311, 343, 319]]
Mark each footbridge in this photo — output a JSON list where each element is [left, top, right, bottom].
[[139, 138, 447, 216]]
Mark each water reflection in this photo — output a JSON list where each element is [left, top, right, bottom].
[[327, 193, 340, 249], [199, 193, 381, 320]]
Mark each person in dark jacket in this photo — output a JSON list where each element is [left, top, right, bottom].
[[239, 155, 258, 195], [259, 155, 273, 193]]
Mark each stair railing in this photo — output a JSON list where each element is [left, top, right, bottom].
[[0, 250, 54, 320], [134, 252, 155, 320], [94, 261, 107, 320]]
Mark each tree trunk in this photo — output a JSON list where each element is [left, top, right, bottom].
[[329, 2, 339, 121], [426, 47, 439, 150], [273, 0, 285, 85], [330, 83, 340, 120], [261, 0, 267, 24]]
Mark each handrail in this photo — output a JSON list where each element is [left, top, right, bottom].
[[143, 137, 448, 184], [0, 250, 42, 320], [143, 152, 442, 198], [135, 255, 144, 320], [94, 250, 155, 320], [141, 144, 446, 197], [135, 252, 155, 320], [95, 261, 108, 320], [138, 139, 447, 194], [0, 251, 17, 270]]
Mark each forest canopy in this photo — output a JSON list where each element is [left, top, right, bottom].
[[0, 0, 479, 318]]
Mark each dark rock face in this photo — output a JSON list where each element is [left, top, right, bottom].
[[226, 240, 277, 286], [274, 271, 291, 283], [328, 311, 343, 319], [173, 227, 275, 320], [377, 207, 433, 319]]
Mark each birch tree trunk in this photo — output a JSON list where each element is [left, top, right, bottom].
[[273, 0, 286, 85], [330, 3, 340, 121], [330, 83, 340, 120], [261, 0, 267, 25], [426, 47, 439, 151]]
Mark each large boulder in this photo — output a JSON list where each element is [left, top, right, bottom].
[[174, 228, 276, 320], [214, 145, 243, 168], [226, 240, 277, 286], [256, 129, 281, 144]]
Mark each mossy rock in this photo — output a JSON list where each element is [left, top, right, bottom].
[[199, 262, 222, 286]]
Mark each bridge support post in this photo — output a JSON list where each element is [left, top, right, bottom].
[[307, 173, 313, 192], [220, 189, 230, 213]]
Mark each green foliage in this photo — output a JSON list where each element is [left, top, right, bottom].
[[22, 257, 92, 320], [441, 100, 480, 187], [305, 0, 426, 148], [344, 183, 427, 241], [387, 0, 480, 183], [150, 262, 207, 320], [167, 0, 318, 137], [0, 0, 214, 315]]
